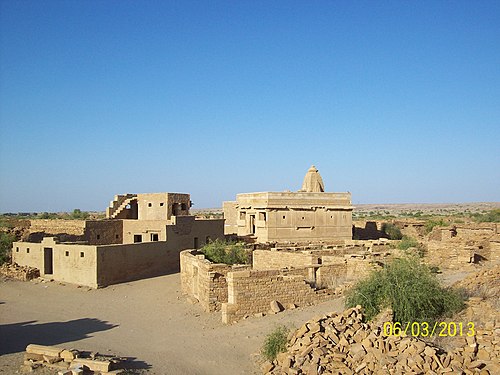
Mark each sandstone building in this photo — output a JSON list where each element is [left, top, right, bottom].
[[223, 166, 353, 243], [12, 192, 224, 288]]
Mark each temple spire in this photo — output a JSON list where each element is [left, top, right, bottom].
[[300, 165, 325, 192]]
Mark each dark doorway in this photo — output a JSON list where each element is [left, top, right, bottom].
[[43, 248, 53, 275], [249, 215, 256, 234], [194, 237, 199, 249]]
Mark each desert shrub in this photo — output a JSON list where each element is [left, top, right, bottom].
[[0, 232, 15, 265], [397, 236, 419, 250], [471, 209, 500, 223], [70, 209, 90, 220], [261, 325, 289, 361], [381, 223, 403, 240], [424, 218, 447, 234], [397, 236, 426, 257], [200, 239, 250, 265], [345, 256, 465, 324]]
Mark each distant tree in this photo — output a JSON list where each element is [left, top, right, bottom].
[[0, 232, 15, 265], [71, 209, 89, 220]]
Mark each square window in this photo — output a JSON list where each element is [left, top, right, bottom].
[[283, 215, 286, 219], [134, 234, 142, 243], [148, 203, 152, 207], [80, 252, 84, 258], [65, 251, 69, 256]]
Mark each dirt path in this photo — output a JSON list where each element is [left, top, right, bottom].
[[0, 275, 345, 374]]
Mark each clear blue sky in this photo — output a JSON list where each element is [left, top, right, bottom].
[[1, 0, 499, 212]]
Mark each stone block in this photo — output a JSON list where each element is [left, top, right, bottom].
[[270, 300, 283, 313], [71, 358, 111, 373], [26, 344, 64, 358]]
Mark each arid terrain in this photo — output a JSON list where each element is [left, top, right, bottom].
[[1, 202, 499, 374], [0, 273, 348, 375]]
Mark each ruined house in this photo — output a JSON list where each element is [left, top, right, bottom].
[[223, 166, 353, 243], [12, 192, 224, 288]]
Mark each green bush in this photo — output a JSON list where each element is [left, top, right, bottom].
[[424, 218, 447, 234], [345, 256, 465, 324], [200, 239, 250, 265], [381, 223, 403, 240], [70, 209, 90, 220], [261, 325, 289, 361], [471, 209, 500, 223], [397, 236, 419, 250], [397, 236, 426, 257], [0, 232, 15, 265]]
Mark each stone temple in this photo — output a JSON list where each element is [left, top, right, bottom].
[[223, 166, 353, 243]]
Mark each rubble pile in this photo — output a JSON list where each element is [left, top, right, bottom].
[[22, 344, 126, 375], [264, 306, 499, 374], [0, 263, 40, 281]]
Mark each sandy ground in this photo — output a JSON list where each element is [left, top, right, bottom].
[[0, 274, 345, 375]]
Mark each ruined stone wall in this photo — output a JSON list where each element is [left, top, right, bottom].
[[424, 224, 500, 268], [180, 250, 250, 312], [29, 219, 87, 235], [28, 219, 87, 242], [315, 258, 374, 289], [424, 241, 483, 269], [252, 250, 317, 270], [221, 269, 332, 323]]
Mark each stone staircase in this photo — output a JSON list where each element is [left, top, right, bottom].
[[106, 194, 137, 219]]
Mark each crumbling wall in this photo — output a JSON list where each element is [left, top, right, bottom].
[[425, 223, 499, 268], [29, 220, 86, 235], [252, 250, 317, 270], [180, 250, 250, 312], [315, 258, 374, 289], [221, 269, 332, 324]]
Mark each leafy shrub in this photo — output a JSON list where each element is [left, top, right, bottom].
[[424, 218, 447, 234], [261, 325, 289, 361], [200, 239, 250, 265], [397, 236, 419, 250], [0, 232, 15, 265], [70, 209, 90, 220], [345, 256, 465, 324], [381, 223, 403, 240], [397, 236, 426, 257], [471, 209, 500, 223]]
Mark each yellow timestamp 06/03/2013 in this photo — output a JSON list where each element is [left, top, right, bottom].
[[383, 321, 475, 337]]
